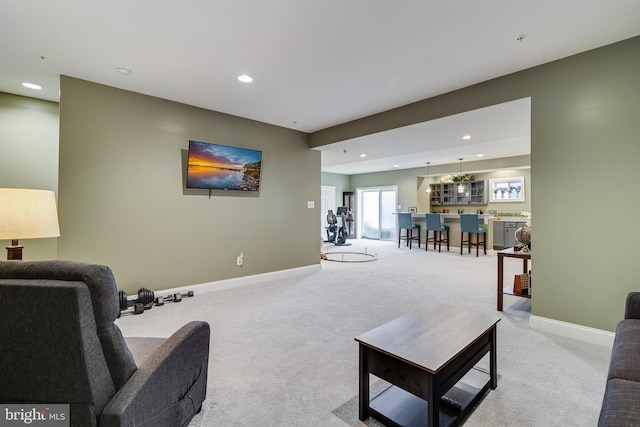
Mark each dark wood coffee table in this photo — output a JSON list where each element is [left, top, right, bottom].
[[355, 305, 500, 427]]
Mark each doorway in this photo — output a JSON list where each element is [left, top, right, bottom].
[[357, 186, 397, 241], [320, 185, 336, 239]]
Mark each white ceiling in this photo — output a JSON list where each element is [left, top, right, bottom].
[[319, 97, 531, 175], [1, 1, 639, 174]]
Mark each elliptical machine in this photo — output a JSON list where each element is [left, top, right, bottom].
[[325, 208, 348, 246]]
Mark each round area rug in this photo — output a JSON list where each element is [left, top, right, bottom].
[[322, 251, 377, 263]]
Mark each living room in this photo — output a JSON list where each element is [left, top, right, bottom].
[[1, 3, 640, 425]]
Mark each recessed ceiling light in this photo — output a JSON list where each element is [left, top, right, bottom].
[[22, 82, 42, 90], [477, 154, 484, 157], [360, 154, 367, 158], [238, 74, 253, 83], [462, 135, 471, 140], [393, 165, 400, 168], [116, 67, 132, 76]]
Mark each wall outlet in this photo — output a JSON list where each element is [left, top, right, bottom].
[[236, 253, 244, 266]]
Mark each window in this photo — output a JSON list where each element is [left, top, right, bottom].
[[489, 177, 525, 202]]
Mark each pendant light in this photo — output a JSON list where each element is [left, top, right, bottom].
[[425, 162, 431, 193], [457, 158, 464, 193]]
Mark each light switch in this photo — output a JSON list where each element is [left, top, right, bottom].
[[307, 201, 314, 208]]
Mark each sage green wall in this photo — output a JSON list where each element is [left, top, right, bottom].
[[349, 168, 421, 212], [310, 36, 640, 332], [0, 92, 59, 259], [58, 77, 320, 294], [321, 172, 350, 202]]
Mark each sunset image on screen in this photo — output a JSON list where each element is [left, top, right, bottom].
[[187, 140, 262, 191]]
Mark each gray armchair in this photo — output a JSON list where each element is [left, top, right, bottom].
[[598, 292, 640, 426], [0, 260, 210, 427]]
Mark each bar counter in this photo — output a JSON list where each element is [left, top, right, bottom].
[[409, 213, 494, 249]]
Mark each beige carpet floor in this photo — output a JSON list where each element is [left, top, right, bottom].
[[116, 239, 612, 426]]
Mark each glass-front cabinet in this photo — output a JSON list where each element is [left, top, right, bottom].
[[430, 180, 487, 205]]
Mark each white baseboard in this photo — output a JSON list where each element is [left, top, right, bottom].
[[529, 315, 615, 348], [156, 264, 321, 297]]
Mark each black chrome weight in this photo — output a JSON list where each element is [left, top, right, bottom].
[[118, 287, 156, 315]]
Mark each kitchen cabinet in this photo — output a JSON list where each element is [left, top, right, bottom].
[[493, 221, 505, 249], [429, 180, 487, 205], [493, 220, 527, 249]]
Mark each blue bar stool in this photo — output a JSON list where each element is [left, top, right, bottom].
[[425, 213, 449, 252], [460, 214, 486, 256], [398, 212, 421, 249]]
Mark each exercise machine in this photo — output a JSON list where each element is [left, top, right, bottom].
[[325, 208, 349, 246]]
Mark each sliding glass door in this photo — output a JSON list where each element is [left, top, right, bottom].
[[358, 187, 397, 240]]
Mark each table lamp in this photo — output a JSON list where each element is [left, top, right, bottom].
[[0, 188, 61, 260]]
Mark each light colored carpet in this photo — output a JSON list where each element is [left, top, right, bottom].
[[116, 239, 612, 426]]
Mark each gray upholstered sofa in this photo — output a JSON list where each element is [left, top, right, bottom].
[[598, 292, 640, 426], [0, 260, 210, 427]]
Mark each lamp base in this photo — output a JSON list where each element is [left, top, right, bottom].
[[6, 240, 23, 260]]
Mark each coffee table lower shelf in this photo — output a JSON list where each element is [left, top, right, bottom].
[[369, 368, 491, 427]]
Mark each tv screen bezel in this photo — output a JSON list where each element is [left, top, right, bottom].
[[186, 140, 263, 191]]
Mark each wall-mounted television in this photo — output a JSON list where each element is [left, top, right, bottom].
[[186, 140, 262, 191]]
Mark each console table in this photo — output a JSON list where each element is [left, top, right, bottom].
[[355, 305, 500, 427], [497, 247, 531, 311]]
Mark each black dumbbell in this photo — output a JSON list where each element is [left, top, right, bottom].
[[118, 288, 156, 314], [136, 288, 156, 309], [117, 292, 144, 318], [154, 293, 180, 305], [154, 290, 194, 306]]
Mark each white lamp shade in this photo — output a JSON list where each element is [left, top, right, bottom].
[[0, 188, 60, 240]]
